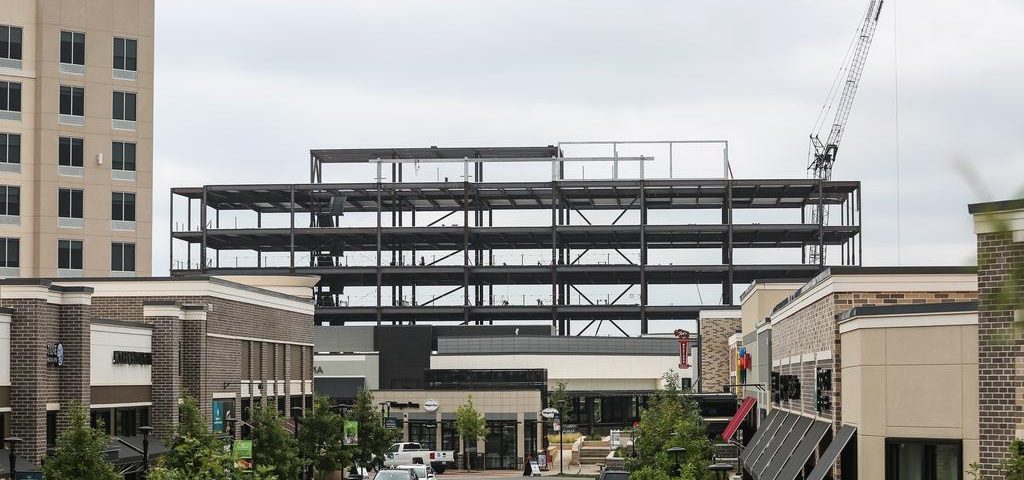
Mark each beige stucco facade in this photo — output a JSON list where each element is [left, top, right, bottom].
[[0, 0, 154, 277], [840, 310, 980, 479]]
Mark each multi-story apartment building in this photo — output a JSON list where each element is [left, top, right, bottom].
[[0, 0, 153, 278]]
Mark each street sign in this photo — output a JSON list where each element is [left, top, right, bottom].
[[424, 399, 439, 412], [234, 439, 253, 459], [385, 417, 398, 429], [540, 407, 558, 419]]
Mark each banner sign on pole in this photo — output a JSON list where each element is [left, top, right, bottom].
[[344, 420, 359, 445]]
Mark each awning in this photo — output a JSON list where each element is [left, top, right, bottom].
[[721, 396, 757, 443], [739, 410, 785, 468], [750, 413, 800, 477], [757, 415, 812, 480], [805, 424, 857, 480], [776, 420, 832, 480]]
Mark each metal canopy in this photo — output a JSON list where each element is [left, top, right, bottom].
[[740, 410, 786, 469], [757, 415, 813, 479], [750, 412, 801, 476], [776, 420, 832, 480], [805, 424, 857, 480]]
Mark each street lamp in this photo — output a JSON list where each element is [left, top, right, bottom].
[[666, 446, 686, 477], [4, 437, 23, 480], [139, 426, 154, 478]]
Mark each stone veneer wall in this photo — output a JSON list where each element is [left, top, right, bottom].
[[976, 230, 1024, 478], [699, 316, 741, 393]]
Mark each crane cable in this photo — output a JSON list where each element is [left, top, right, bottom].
[[893, 0, 902, 265]]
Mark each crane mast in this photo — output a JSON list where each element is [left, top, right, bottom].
[[808, 0, 884, 264]]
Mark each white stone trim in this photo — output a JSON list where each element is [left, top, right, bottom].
[[973, 208, 1024, 235], [91, 402, 152, 409], [182, 308, 208, 321], [62, 278, 315, 314], [46, 403, 60, 411], [699, 309, 741, 320], [212, 392, 237, 399], [815, 350, 832, 361], [838, 311, 978, 334], [0, 284, 96, 305], [207, 332, 314, 347], [772, 360, 781, 367], [779, 357, 789, 366], [801, 353, 815, 363], [770, 273, 977, 324], [0, 407, 9, 412], [789, 355, 801, 365], [142, 304, 182, 318]]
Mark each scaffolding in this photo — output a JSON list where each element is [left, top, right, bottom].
[[170, 142, 862, 334]]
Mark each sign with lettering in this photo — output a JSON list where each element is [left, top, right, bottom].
[[46, 342, 64, 367], [674, 329, 690, 369], [423, 399, 439, 412], [113, 351, 152, 365]]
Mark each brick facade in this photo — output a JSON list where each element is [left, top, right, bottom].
[[698, 314, 741, 393], [976, 230, 1024, 478], [0, 277, 315, 465]]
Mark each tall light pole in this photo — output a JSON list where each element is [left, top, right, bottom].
[[540, 407, 561, 475]]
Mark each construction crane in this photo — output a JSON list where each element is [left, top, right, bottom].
[[807, 0, 885, 264]]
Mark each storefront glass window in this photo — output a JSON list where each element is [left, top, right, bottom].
[[212, 399, 235, 433], [484, 420, 518, 470], [91, 409, 112, 434], [886, 439, 962, 480], [408, 421, 437, 450]]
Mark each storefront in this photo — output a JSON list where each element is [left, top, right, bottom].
[[0, 275, 316, 467]]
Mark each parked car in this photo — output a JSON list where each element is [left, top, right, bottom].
[[396, 464, 436, 480], [599, 470, 630, 480], [374, 469, 417, 480], [383, 442, 455, 473]]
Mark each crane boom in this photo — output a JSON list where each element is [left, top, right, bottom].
[[808, 0, 884, 265]]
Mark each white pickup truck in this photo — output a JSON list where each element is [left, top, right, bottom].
[[383, 442, 455, 473]]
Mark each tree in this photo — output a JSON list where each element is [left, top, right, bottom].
[[625, 371, 714, 480], [549, 380, 570, 416], [455, 395, 488, 471], [298, 395, 350, 480], [1003, 440, 1024, 480], [149, 395, 273, 480], [349, 388, 399, 470], [251, 403, 301, 480], [42, 402, 122, 480]]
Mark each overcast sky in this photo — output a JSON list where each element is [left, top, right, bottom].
[[152, 0, 1024, 282]]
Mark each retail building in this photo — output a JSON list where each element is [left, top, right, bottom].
[[0, 275, 315, 473]]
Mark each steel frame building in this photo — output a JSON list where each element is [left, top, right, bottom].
[[169, 143, 862, 334]]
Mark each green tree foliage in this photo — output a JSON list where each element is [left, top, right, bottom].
[[1004, 440, 1024, 480], [549, 380, 570, 416], [455, 395, 488, 470], [42, 402, 122, 480], [349, 388, 399, 469], [625, 371, 713, 480], [298, 395, 350, 480], [251, 403, 301, 480], [149, 395, 275, 480]]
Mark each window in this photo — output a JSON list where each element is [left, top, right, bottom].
[[58, 188, 84, 218], [112, 91, 136, 121], [0, 238, 19, 268], [886, 439, 962, 480], [112, 141, 136, 171], [59, 137, 84, 167], [112, 192, 135, 221], [111, 242, 135, 272], [0, 185, 19, 216], [60, 85, 85, 116], [0, 25, 22, 60], [0, 81, 20, 111], [113, 37, 137, 71], [46, 410, 58, 448], [58, 239, 83, 270], [0, 133, 19, 163], [90, 409, 112, 434], [59, 31, 85, 65]]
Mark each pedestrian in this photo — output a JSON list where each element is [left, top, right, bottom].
[[523, 453, 533, 476]]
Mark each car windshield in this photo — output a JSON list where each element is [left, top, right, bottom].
[[376, 471, 412, 480]]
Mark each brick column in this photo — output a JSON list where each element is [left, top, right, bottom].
[[972, 202, 1024, 479], [4, 289, 60, 464], [181, 304, 211, 422], [145, 301, 182, 437], [57, 287, 93, 430]]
